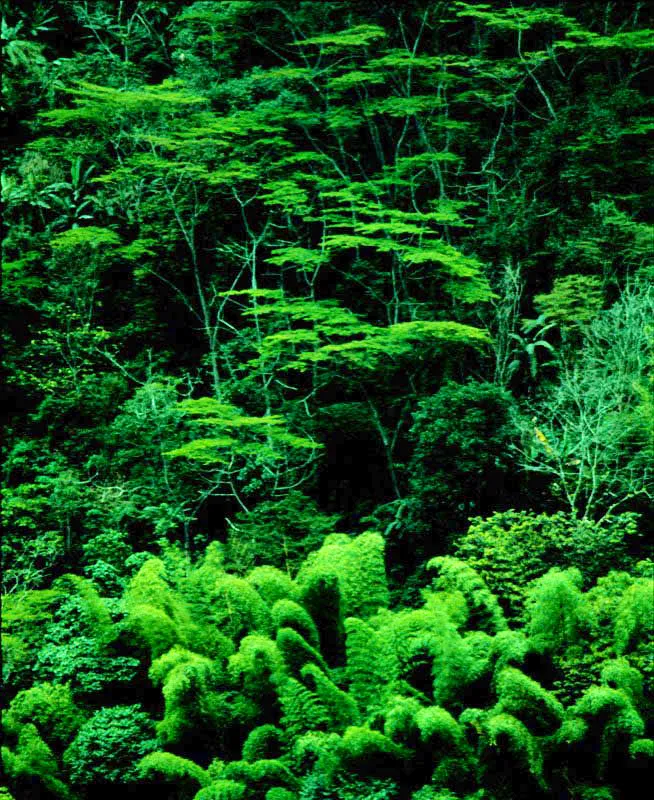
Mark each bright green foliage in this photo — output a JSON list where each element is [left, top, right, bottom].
[[345, 617, 398, 713], [149, 647, 223, 747], [229, 634, 284, 696], [272, 601, 320, 649], [219, 758, 297, 796], [3, 1, 653, 798], [137, 752, 210, 798], [278, 676, 332, 738], [630, 738, 654, 759], [301, 663, 360, 731], [166, 398, 322, 466], [491, 631, 529, 673], [242, 726, 285, 762], [277, 627, 329, 680], [247, 567, 300, 607], [384, 696, 422, 747], [212, 574, 273, 641], [2, 589, 64, 687], [600, 660, 644, 708], [124, 558, 193, 657], [265, 789, 297, 800], [50, 226, 121, 252], [494, 668, 564, 735], [52, 575, 114, 645], [480, 713, 545, 792], [3, 517, 651, 799], [431, 628, 492, 709], [338, 727, 408, 772], [195, 781, 246, 800], [298, 532, 389, 619], [415, 706, 465, 753], [525, 569, 590, 655], [534, 275, 605, 332], [566, 685, 645, 777], [614, 578, 654, 656], [4, 683, 84, 750], [428, 557, 508, 634], [2, 723, 69, 799]]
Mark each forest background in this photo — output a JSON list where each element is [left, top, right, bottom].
[[1, 1, 653, 799]]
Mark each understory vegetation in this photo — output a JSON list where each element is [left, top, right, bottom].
[[2, 1, 653, 798]]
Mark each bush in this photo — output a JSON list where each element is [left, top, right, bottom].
[[455, 511, 640, 617], [63, 705, 158, 785]]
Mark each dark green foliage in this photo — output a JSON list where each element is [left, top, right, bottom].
[[227, 493, 340, 575], [299, 573, 345, 668], [62, 705, 158, 786], [3, 2, 653, 799], [455, 511, 640, 617], [406, 382, 518, 545]]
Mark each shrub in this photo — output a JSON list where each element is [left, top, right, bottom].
[[63, 705, 158, 785]]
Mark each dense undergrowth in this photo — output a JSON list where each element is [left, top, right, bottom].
[[3, 529, 653, 799], [2, 1, 653, 797]]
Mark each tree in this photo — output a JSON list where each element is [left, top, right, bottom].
[[517, 285, 653, 520]]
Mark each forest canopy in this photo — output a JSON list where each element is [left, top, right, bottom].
[[1, 1, 653, 799]]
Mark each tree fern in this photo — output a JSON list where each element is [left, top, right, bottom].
[[124, 558, 193, 657], [248, 567, 300, 607], [525, 569, 591, 656], [229, 634, 283, 699], [195, 780, 247, 800], [301, 663, 360, 731], [345, 617, 398, 714], [298, 532, 388, 620], [137, 751, 209, 798], [493, 667, 564, 735], [242, 725, 285, 762], [149, 646, 224, 747], [272, 601, 320, 649], [427, 558, 507, 635], [277, 627, 329, 680], [277, 676, 332, 738], [212, 574, 273, 641]]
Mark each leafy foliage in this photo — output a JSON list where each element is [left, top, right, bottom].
[[2, 1, 652, 798]]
